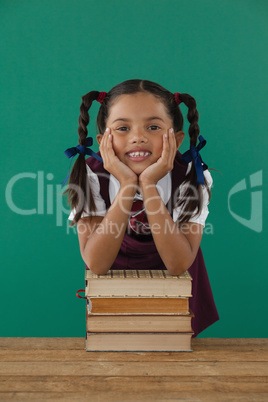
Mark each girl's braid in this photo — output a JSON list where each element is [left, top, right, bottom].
[[64, 91, 100, 225], [174, 93, 207, 225], [78, 91, 99, 146], [179, 93, 200, 146]]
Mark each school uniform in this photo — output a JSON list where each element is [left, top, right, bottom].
[[68, 151, 219, 337]]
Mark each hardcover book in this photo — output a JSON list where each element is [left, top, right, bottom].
[[85, 269, 192, 297], [86, 304, 194, 333], [85, 332, 193, 352], [87, 296, 190, 314]]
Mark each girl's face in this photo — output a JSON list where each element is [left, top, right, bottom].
[[97, 92, 184, 175]]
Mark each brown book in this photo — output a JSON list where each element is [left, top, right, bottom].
[[86, 308, 194, 333], [85, 332, 193, 352], [87, 296, 190, 314], [85, 269, 192, 297]]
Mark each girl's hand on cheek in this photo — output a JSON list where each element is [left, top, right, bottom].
[[139, 128, 177, 187], [99, 128, 138, 186]]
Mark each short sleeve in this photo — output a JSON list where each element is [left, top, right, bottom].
[[172, 168, 213, 227], [68, 165, 107, 221]]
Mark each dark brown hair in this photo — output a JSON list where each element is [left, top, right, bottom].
[[64, 79, 211, 226]]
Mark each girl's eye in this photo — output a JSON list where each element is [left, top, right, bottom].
[[116, 127, 129, 131], [148, 125, 161, 130], [116, 125, 161, 132]]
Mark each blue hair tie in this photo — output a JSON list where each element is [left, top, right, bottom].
[[61, 137, 103, 185], [180, 135, 208, 185]]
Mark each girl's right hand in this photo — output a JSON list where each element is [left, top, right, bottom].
[[99, 128, 138, 187]]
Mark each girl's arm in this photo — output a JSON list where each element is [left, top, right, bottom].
[[139, 183, 203, 275], [139, 129, 203, 276], [77, 182, 136, 275], [77, 128, 138, 275]]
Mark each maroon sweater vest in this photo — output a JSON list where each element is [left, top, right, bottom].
[[85, 152, 219, 337]]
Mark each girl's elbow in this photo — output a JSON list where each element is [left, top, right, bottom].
[[166, 258, 192, 276], [167, 265, 188, 276], [169, 249, 199, 275], [89, 266, 110, 275], [86, 263, 110, 275], [83, 255, 111, 275]]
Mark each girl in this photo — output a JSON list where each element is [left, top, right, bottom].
[[63, 79, 219, 337]]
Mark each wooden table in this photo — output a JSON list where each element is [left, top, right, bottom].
[[0, 338, 267, 401]]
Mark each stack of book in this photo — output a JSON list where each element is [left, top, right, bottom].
[[84, 269, 194, 352]]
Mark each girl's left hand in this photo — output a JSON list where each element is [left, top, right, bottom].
[[139, 128, 177, 186]]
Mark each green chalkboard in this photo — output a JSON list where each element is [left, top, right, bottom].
[[1, 0, 267, 337]]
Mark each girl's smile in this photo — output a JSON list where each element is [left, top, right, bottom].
[[126, 148, 152, 162]]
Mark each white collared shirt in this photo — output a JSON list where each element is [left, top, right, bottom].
[[68, 162, 213, 227]]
